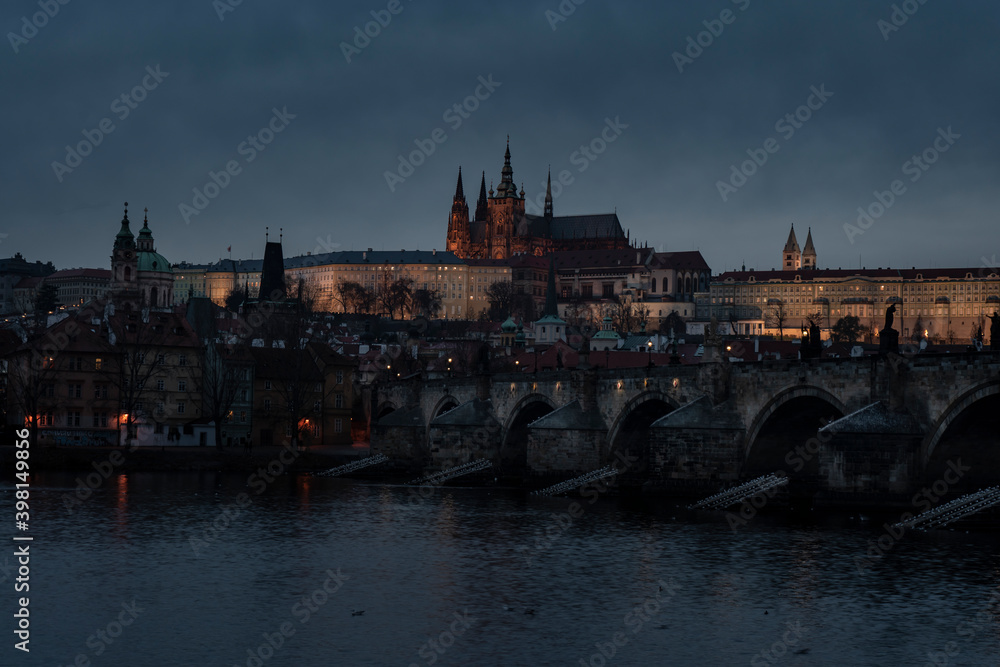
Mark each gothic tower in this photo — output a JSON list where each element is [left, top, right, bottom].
[[474, 171, 488, 222], [446, 167, 470, 255], [783, 224, 801, 271], [486, 138, 525, 259], [802, 227, 817, 269], [111, 202, 139, 300]]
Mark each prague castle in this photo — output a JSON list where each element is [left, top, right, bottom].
[[445, 140, 631, 260]]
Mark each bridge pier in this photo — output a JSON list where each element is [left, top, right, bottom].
[[526, 400, 608, 478], [368, 355, 999, 503]]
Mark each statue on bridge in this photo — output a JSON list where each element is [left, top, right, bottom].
[[879, 302, 900, 356], [990, 311, 1000, 352], [884, 302, 896, 331]]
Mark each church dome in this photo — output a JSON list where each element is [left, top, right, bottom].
[[138, 251, 173, 273], [501, 316, 517, 332]]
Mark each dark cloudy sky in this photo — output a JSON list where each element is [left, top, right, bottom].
[[3, 0, 998, 274]]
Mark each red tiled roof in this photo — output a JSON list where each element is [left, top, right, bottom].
[[46, 268, 112, 280]]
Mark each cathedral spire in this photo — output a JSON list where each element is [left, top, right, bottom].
[[783, 224, 802, 271], [475, 171, 488, 221], [783, 224, 800, 253], [497, 137, 515, 197], [544, 168, 553, 219], [454, 166, 465, 201], [802, 226, 817, 269]]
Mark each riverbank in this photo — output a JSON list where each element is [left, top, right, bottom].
[[0, 442, 372, 474]]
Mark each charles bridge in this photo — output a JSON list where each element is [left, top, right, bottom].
[[371, 346, 1000, 502]]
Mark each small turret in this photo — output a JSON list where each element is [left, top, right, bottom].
[[783, 224, 801, 271], [802, 227, 817, 269]]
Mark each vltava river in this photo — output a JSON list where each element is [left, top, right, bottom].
[[6, 471, 1000, 666]]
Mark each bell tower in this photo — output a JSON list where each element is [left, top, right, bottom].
[[111, 202, 138, 295], [782, 224, 801, 271], [486, 138, 525, 259], [446, 167, 470, 256]]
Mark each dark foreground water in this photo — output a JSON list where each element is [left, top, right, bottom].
[[4, 471, 1000, 667]]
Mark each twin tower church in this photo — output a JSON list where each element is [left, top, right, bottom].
[[445, 140, 631, 260]]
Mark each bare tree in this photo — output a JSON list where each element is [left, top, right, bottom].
[[200, 341, 252, 448], [102, 308, 169, 446], [412, 288, 443, 318], [486, 281, 515, 320], [378, 278, 414, 320], [5, 340, 58, 448], [765, 300, 787, 340], [335, 280, 375, 315], [607, 294, 642, 335]]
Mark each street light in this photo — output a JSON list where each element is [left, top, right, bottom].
[[646, 340, 653, 368]]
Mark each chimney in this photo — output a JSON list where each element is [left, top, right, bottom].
[[432, 249, 437, 255]]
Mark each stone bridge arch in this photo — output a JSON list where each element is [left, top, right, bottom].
[[431, 395, 461, 421], [500, 393, 559, 475], [920, 379, 1000, 487], [607, 390, 680, 455], [374, 401, 400, 421], [743, 385, 847, 475]]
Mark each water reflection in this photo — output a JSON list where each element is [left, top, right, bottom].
[[17, 471, 1000, 667]]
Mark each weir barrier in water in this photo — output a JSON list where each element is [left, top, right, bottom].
[[317, 453, 390, 477], [532, 466, 619, 497], [893, 486, 1000, 530], [688, 472, 789, 510], [407, 459, 493, 486]]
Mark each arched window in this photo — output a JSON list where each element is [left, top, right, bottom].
[[651, 277, 657, 292], [685, 276, 691, 294], [123, 266, 131, 282], [663, 277, 669, 293], [150, 287, 158, 306]]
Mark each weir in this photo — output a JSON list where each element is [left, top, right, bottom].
[[316, 453, 390, 477], [893, 486, 1000, 530], [408, 459, 493, 486], [531, 465, 618, 497], [688, 473, 788, 510]]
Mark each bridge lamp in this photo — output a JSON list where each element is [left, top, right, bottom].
[[672, 378, 680, 389]]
